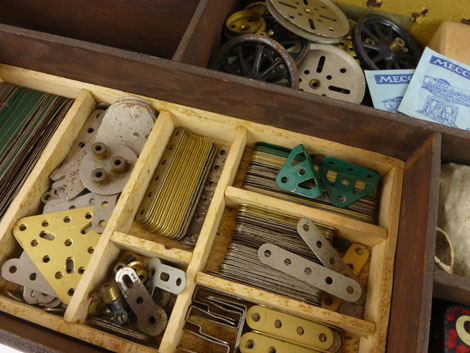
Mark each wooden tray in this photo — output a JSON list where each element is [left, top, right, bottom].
[[0, 64, 405, 352]]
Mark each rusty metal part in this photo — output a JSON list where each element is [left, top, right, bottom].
[[91, 142, 107, 159], [115, 267, 168, 336], [266, 0, 349, 44], [50, 109, 105, 200], [351, 14, 421, 70], [211, 34, 299, 89], [92, 194, 118, 233], [80, 143, 137, 195], [100, 281, 128, 325], [88, 317, 154, 345], [95, 97, 156, 156]]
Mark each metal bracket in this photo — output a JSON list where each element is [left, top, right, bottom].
[[147, 258, 187, 295], [275, 144, 323, 199], [258, 243, 361, 302], [319, 157, 380, 208], [92, 194, 118, 233], [1, 251, 56, 296], [115, 267, 168, 336]]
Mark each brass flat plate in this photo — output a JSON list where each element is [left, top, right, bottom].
[[266, 0, 348, 43], [13, 206, 101, 304], [246, 305, 341, 351], [240, 332, 319, 353]]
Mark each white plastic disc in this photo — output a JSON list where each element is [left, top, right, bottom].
[[266, 0, 349, 44], [298, 43, 365, 103]]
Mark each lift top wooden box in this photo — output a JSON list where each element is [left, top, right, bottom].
[[0, 1, 468, 352]]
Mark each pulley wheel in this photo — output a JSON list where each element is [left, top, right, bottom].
[[352, 14, 421, 70], [298, 43, 365, 103], [211, 34, 299, 89], [266, 0, 349, 44], [245, 1, 270, 17], [225, 10, 266, 39]]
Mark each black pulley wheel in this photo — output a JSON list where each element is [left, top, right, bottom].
[[210, 34, 299, 89], [352, 14, 421, 70]]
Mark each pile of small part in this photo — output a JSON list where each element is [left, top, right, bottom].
[[1, 97, 156, 312], [211, 1, 422, 104], [88, 252, 187, 346]]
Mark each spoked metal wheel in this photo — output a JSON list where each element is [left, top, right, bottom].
[[210, 34, 299, 88], [352, 14, 421, 70]]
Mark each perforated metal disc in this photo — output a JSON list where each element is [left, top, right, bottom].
[[298, 43, 365, 103], [266, 0, 348, 44]]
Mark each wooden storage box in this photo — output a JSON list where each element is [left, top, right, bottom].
[[0, 63, 404, 352]]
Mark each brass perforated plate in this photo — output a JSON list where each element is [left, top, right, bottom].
[[246, 305, 341, 351], [266, 0, 348, 43], [13, 206, 101, 304], [137, 128, 217, 240]]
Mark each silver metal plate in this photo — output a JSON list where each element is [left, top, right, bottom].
[[50, 109, 105, 200], [23, 287, 59, 306], [115, 267, 168, 336], [297, 218, 355, 279], [43, 192, 96, 214], [298, 43, 365, 103], [147, 258, 187, 295], [266, 0, 348, 43], [258, 243, 361, 302], [92, 194, 118, 233], [1, 251, 56, 297], [79, 143, 137, 195], [95, 97, 156, 156]]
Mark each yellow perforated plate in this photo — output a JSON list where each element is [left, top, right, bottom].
[[13, 206, 101, 304]]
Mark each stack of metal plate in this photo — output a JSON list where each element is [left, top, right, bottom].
[[211, 205, 338, 306], [137, 128, 227, 243], [0, 83, 74, 219], [242, 142, 378, 223]]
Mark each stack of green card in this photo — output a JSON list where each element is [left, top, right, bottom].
[[0, 82, 74, 219]]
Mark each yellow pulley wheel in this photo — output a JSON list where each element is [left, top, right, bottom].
[[225, 10, 266, 39], [336, 36, 361, 65], [245, 1, 269, 17]]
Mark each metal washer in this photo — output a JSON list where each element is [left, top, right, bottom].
[[298, 43, 365, 103], [266, 0, 348, 44]]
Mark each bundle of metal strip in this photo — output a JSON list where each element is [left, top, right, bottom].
[[137, 128, 220, 241], [210, 205, 338, 306], [242, 142, 378, 223], [0, 83, 74, 219]]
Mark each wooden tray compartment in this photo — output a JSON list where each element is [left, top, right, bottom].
[[0, 0, 201, 60], [188, 129, 403, 353], [0, 62, 406, 352]]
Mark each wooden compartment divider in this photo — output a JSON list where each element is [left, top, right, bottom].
[[0, 63, 409, 353]]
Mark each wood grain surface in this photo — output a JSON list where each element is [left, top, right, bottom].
[[387, 134, 441, 353]]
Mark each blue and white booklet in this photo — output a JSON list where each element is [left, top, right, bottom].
[[398, 47, 470, 130], [365, 69, 414, 113]]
